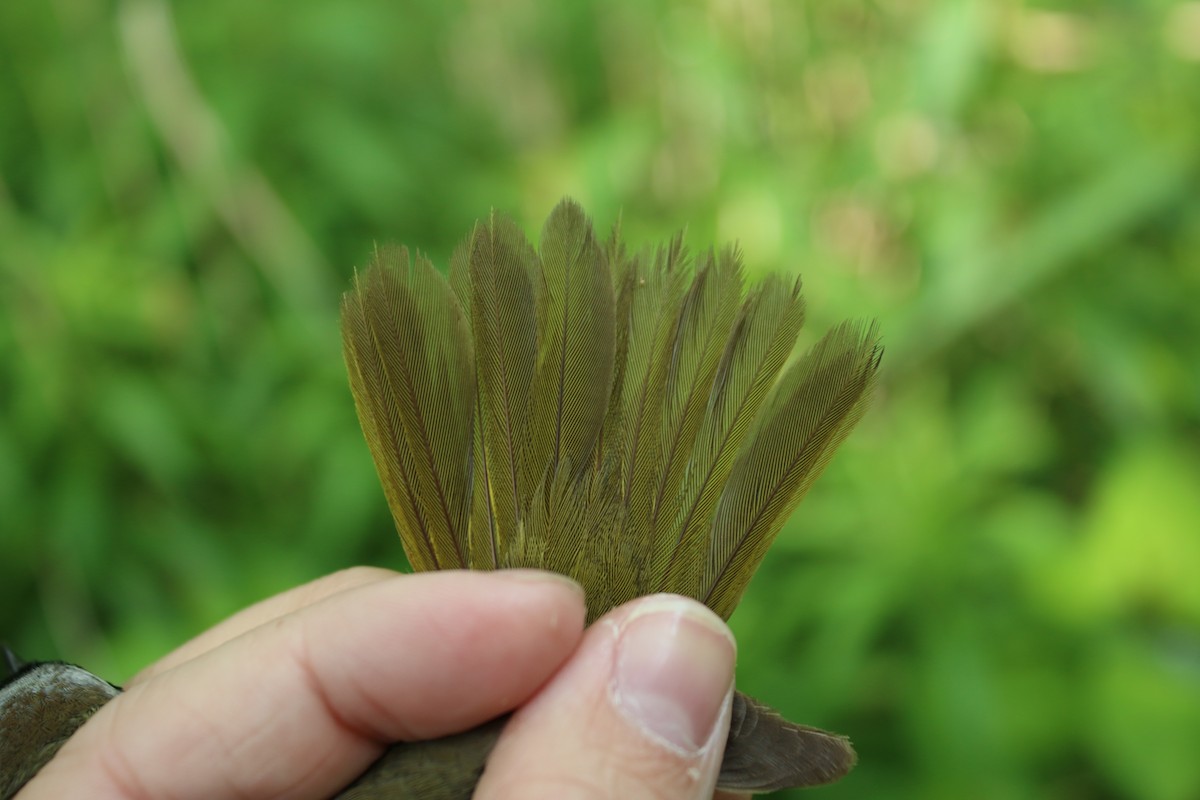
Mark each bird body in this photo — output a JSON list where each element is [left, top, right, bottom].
[[0, 645, 120, 799]]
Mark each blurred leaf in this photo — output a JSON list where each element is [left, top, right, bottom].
[[1086, 637, 1200, 800], [1065, 444, 1200, 623]]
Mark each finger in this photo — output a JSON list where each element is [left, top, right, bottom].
[[477, 594, 736, 800], [25, 570, 586, 800], [132, 566, 397, 684]]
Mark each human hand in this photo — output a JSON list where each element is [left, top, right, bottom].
[[18, 568, 748, 799]]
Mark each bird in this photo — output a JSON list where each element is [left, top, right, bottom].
[[336, 198, 881, 796], [0, 198, 881, 798]]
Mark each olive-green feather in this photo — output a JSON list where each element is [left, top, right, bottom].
[[591, 223, 635, 481], [644, 247, 743, 589], [340, 246, 475, 571], [618, 236, 689, 588], [703, 321, 882, 619], [466, 211, 539, 566], [662, 274, 807, 602], [448, 234, 497, 569], [527, 199, 615, 496], [342, 275, 437, 572]]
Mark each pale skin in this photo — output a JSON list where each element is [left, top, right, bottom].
[[17, 568, 751, 800]]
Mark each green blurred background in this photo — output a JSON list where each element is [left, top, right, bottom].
[[3, 0, 1199, 797]]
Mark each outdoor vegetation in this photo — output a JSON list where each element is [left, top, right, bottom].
[[2, 1, 1199, 797]]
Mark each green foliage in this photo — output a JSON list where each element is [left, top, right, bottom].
[[2, 0, 1198, 797]]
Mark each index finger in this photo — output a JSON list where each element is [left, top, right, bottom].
[[132, 566, 398, 684], [23, 570, 586, 800]]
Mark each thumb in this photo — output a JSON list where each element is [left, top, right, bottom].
[[477, 594, 736, 800]]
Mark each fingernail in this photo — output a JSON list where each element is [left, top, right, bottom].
[[495, 569, 585, 598], [612, 595, 735, 754]]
